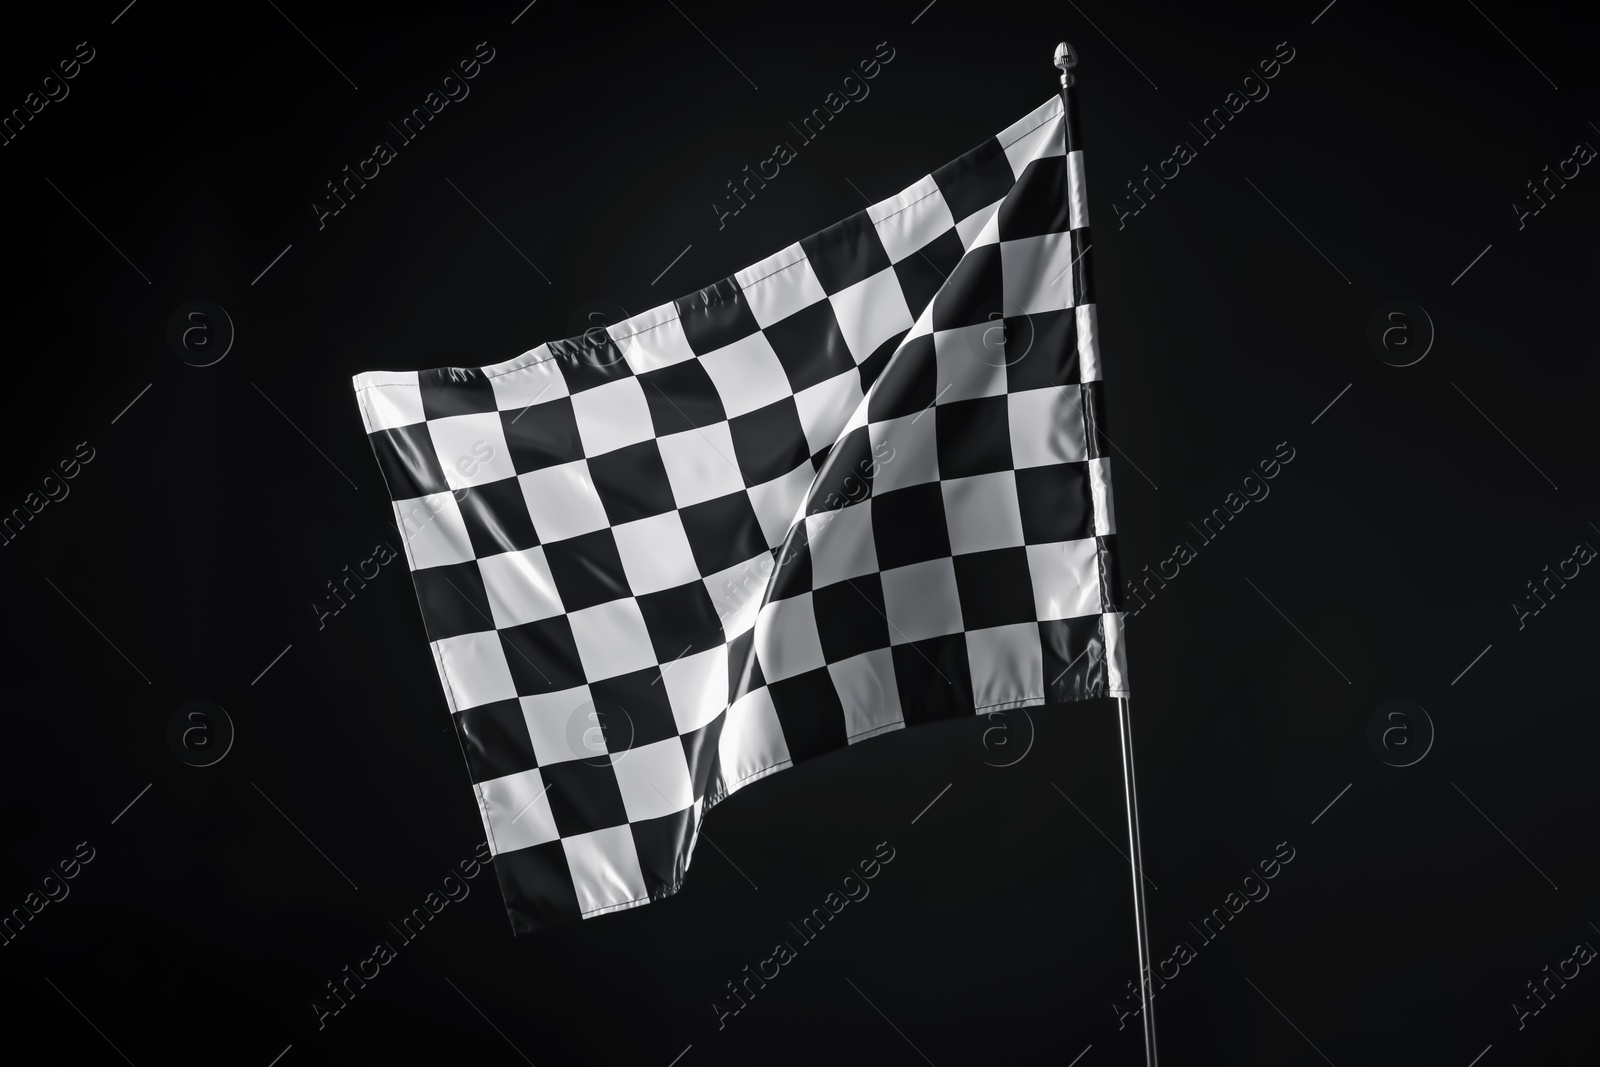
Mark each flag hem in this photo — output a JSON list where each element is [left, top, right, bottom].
[[348, 99, 1068, 391]]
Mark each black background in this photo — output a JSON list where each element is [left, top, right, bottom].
[[3, 1, 1597, 1064]]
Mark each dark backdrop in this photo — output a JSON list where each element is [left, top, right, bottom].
[[3, 1, 1596, 1064]]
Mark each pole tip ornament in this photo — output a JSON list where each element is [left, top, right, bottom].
[[1053, 41, 1078, 87]]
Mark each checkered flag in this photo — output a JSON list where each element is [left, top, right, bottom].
[[353, 95, 1127, 933]]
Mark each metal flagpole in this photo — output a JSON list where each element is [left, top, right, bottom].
[[1115, 695, 1159, 1067], [1054, 41, 1159, 1067]]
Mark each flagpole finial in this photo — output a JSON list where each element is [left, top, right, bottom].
[[1053, 41, 1078, 88]]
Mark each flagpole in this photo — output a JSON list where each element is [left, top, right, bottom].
[[1114, 696, 1158, 1067], [1054, 41, 1159, 1067]]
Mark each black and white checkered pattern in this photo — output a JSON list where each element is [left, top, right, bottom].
[[353, 96, 1128, 933]]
